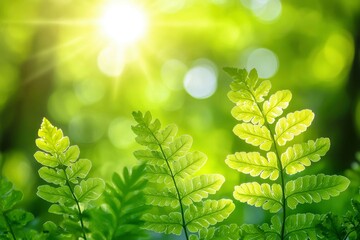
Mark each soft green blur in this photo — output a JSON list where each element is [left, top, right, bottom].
[[0, 0, 359, 235]]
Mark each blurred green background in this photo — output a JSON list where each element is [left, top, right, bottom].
[[1, 0, 360, 235]]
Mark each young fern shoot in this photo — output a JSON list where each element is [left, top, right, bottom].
[[132, 111, 236, 240], [34, 118, 105, 240], [224, 68, 350, 239]]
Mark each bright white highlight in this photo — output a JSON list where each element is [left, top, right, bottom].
[[184, 60, 217, 99], [99, 2, 148, 45], [246, 48, 279, 78]]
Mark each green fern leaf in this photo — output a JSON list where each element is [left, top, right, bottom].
[[35, 118, 70, 156], [275, 110, 314, 146], [58, 145, 80, 166], [281, 138, 330, 175], [254, 80, 272, 102], [234, 182, 282, 213], [225, 152, 279, 180], [284, 213, 322, 240], [37, 185, 73, 204], [189, 224, 240, 240], [156, 124, 178, 145], [38, 167, 66, 185], [185, 199, 235, 232], [240, 224, 280, 240], [142, 212, 183, 235], [172, 151, 207, 179], [285, 174, 350, 209], [164, 135, 193, 160], [0, 178, 22, 212], [179, 174, 225, 205], [34, 151, 58, 167], [231, 103, 264, 125], [74, 178, 105, 203], [133, 150, 164, 165], [144, 188, 178, 208], [263, 90, 292, 124], [144, 164, 171, 184], [65, 158, 92, 184], [233, 123, 272, 151]]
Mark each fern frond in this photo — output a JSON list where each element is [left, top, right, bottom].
[[225, 152, 279, 180], [275, 110, 314, 146], [189, 224, 240, 240], [281, 138, 330, 175], [285, 174, 350, 209], [233, 123, 272, 151], [233, 182, 283, 213], [185, 199, 235, 232], [88, 165, 149, 240], [224, 68, 350, 240], [34, 118, 105, 239], [132, 111, 234, 239], [284, 213, 322, 240]]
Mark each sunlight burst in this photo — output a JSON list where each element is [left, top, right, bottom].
[[99, 2, 148, 46]]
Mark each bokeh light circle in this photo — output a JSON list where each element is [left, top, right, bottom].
[[183, 60, 217, 99], [246, 48, 279, 78]]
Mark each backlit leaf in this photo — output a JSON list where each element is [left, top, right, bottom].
[[263, 90, 292, 124], [74, 178, 105, 203], [185, 199, 235, 232], [38, 167, 66, 185], [65, 158, 92, 184], [179, 174, 225, 205], [37, 185, 73, 205], [234, 182, 282, 213], [233, 123, 272, 151], [281, 138, 330, 175], [284, 213, 322, 240], [142, 212, 183, 235], [172, 151, 207, 179], [275, 110, 314, 146], [225, 151, 279, 180], [285, 174, 350, 209], [231, 103, 264, 125]]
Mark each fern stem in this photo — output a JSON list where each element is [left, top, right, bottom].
[[63, 171, 87, 240], [3, 212, 17, 240], [252, 93, 287, 239], [147, 128, 190, 240]]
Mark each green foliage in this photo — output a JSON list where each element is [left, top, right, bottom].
[[224, 68, 350, 239], [132, 111, 238, 240], [317, 199, 360, 239], [0, 177, 43, 240], [34, 118, 105, 239], [87, 165, 149, 240]]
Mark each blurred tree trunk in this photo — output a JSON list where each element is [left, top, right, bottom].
[[336, 13, 360, 171], [0, 3, 61, 172]]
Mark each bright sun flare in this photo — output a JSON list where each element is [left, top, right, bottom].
[[99, 2, 148, 46]]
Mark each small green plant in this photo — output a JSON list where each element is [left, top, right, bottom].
[[0, 177, 41, 240], [224, 68, 350, 239], [316, 199, 360, 240], [131, 111, 237, 240], [87, 165, 149, 240], [34, 118, 105, 239]]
